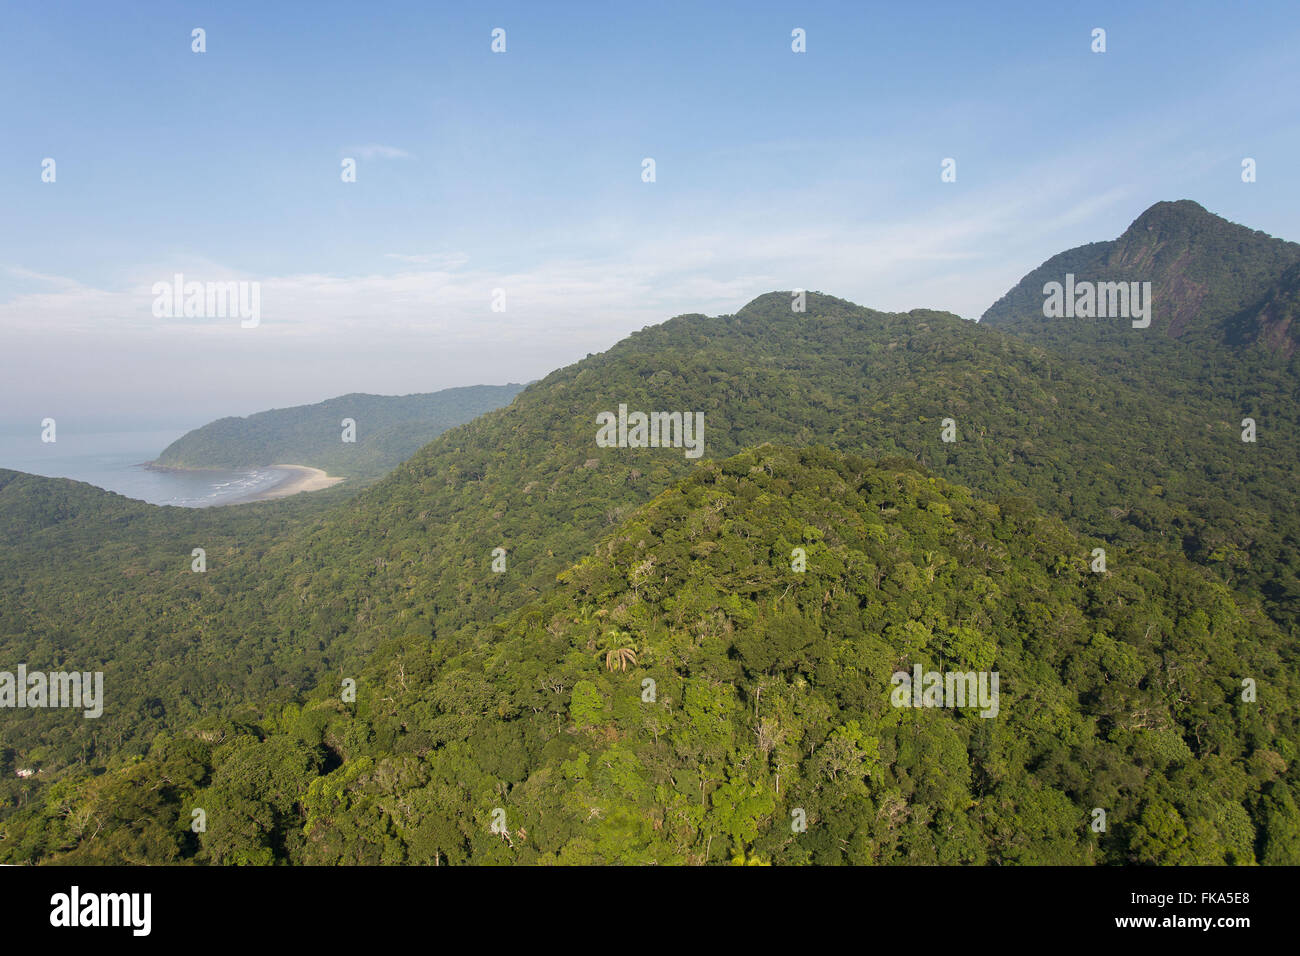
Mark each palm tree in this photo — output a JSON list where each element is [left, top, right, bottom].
[[605, 646, 637, 672], [602, 629, 637, 672]]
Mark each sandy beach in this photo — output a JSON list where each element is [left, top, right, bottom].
[[245, 464, 345, 502]]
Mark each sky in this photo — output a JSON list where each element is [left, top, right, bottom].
[[1, 0, 1298, 430]]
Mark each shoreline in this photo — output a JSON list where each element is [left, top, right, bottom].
[[236, 464, 345, 503], [145, 461, 345, 504]]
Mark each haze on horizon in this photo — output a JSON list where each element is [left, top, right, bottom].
[[2, 0, 1297, 430]]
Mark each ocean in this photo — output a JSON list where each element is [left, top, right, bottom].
[[0, 429, 287, 507]]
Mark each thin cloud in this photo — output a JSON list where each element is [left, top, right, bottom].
[[383, 252, 470, 268], [348, 144, 414, 160]]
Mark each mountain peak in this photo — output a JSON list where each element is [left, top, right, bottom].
[[1116, 199, 1286, 251], [982, 200, 1300, 352], [1124, 199, 1215, 236], [734, 291, 957, 324], [735, 290, 857, 316]]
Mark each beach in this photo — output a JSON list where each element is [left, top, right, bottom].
[[244, 464, 345, 501]]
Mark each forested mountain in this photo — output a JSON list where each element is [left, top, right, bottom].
[[4, 447, 1296, 864], [154, 384, 524, 479], [982, 200, 1300, 355], [979, 200, 1300, 627], [2, 202, 1298, 865], [287, 286, 1300, 645]]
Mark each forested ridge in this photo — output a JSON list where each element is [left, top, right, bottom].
[[1, 200, 1297, 865]]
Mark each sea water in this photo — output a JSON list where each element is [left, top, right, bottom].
[[0, 429, 286, 507]]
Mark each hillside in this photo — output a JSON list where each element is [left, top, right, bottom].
[[153, 384, 524, 479], [0, 469, 343, 790], [5, 447, 1296, 865]]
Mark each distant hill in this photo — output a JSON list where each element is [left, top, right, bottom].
[[981, 200, 1300, 358], [153, 384, 524, 479]]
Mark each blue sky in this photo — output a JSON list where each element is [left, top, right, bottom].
[[1, 0, 1297, 429]]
